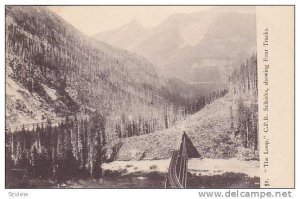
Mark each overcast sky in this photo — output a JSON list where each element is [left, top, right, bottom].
[[48, 6, 212, 36]]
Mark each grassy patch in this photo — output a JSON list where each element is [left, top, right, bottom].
[[6, 170, 259, 188], [188, 172, 260, 188]]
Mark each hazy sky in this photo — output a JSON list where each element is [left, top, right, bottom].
[[48, 6, 212, 36]]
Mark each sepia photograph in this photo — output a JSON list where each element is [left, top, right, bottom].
[[6, 5, 288, 189]]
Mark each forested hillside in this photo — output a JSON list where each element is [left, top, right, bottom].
[[113, 55, 258, 161], [6, 6, 166, 133]]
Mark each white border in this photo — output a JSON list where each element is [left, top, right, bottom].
[[0, 0, 298, 199]]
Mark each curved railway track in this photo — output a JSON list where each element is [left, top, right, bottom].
[[165, 134, 188, 188]]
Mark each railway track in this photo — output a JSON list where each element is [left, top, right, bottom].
[[165, 133, 188, 188]]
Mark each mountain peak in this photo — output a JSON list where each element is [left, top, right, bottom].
[[121, 19, 145, 31]]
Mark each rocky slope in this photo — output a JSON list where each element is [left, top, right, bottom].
[[110, 94, 252, 161]]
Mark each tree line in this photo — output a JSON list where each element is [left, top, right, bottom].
[[6, 84, 228, 182], [6, 112, 106, 182], [229, 54, 258, 152]]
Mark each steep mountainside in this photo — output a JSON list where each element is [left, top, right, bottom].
[[5, 6, 174, 133], [94, 7, 256, 83]]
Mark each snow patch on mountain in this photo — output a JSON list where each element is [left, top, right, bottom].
[[42, 84, 58, 101]]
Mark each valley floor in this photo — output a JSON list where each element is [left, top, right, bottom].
[[102, 158, 259, 178], [7, 158, 259, 189]]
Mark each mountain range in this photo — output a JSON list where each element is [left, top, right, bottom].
[[94, 7, 257, 83]]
